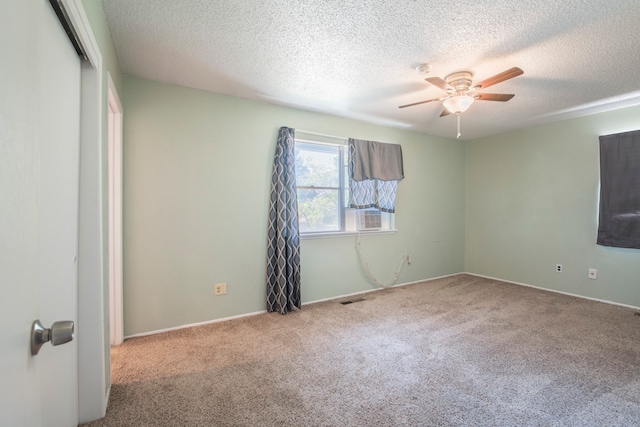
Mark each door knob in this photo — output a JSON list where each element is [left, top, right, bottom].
[[31, 319, 74, 356]]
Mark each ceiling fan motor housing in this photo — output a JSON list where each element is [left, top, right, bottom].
[[445, 71, 473, 94]]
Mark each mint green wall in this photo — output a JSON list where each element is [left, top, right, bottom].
[[122, 77, 465, 336], [465, 105, 640, 307]]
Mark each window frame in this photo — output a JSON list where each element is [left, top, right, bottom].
[[294, 137, 396, 238]]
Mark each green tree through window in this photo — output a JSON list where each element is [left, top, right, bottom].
[[295, 141, 345, 233]]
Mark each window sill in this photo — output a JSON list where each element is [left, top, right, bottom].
[[300, 229, 398, 240]]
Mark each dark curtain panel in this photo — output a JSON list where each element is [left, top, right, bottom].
[[349, 138, 404, 213], [266, 127, 301, 314], [597, 130, 640, 249]]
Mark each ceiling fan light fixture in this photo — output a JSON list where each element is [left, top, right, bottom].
[[443, 95, 475, 114]]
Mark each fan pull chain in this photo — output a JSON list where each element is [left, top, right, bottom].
[[456, 112, 461, 138]]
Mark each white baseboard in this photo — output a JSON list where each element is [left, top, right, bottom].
[[104, 385, 110, 417], [465, 272, 640, 311], [123, 272, 466, 340], [302, 272, 464, 305], [124, 309, 268, 339]]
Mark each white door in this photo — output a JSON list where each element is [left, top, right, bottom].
[[0, 1, 81, 425]]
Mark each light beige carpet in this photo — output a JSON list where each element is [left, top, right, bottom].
[[83, 274, 640, 426]]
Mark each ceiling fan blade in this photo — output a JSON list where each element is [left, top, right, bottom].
[[475, 93, 515, 102], [425, 77, 451, 92], [440, 108, 451, 117], [398, 97, 444, 108], [473, 67, 523, 90]]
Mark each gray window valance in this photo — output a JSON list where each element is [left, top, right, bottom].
[[597, 129, 640, 249], [350, 138, 404, 182]]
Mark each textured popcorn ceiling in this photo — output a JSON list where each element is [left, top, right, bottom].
[[102, 0, 640, 140]]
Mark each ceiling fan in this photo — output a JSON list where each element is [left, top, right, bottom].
[[399, 67, 524, 138]]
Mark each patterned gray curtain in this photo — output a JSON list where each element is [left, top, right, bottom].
[[266, 127, 301, 314], [349, 138, 404, 213]]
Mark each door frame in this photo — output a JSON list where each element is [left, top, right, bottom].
[[58, 0, 109, 423], [108, 72, 124, 346]]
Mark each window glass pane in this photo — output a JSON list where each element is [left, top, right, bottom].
[[297, 188, 340, 232], [295, 143, 339, 188], [344, 186, 350, 208]]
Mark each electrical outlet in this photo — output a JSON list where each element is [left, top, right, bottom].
[[214, 283, 227, 296], [588, 269, 597, 280], [556, 264, 563, 273]]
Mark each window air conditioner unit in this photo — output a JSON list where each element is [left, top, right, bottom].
[[357, 209, 381, 231]]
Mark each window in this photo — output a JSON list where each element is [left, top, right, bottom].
[[295, 139, 394, 235], [295, 141, 346, 233]]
